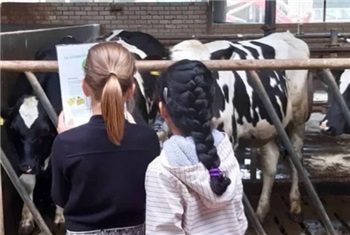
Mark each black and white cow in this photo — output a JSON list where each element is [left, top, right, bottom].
[[99, 29, 169, 59], [164, 31, 313, 222], [1, 35, 82, 235], [320, 69, 350, 135]]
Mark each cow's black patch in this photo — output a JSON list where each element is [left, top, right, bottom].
[[230, 43, 248, 59], [118, 31, 169, 58], [223, 84, 229, 103], [233, 71, 253, 125], [210, 45, 235, 60], [250, 41, 276, 59], [212, 84, 226, 120], [232, 69, 288, 127], [240, 45, 259, 59], [248, 69, 288, 125]]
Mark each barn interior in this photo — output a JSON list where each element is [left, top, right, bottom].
[[1, 0, 350, 234]]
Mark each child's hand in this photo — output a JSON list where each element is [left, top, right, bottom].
[[57, 111, 74, 134]]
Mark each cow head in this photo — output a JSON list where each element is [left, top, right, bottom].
[[320, 69, 350, 135], [2, 95, 57, 174]]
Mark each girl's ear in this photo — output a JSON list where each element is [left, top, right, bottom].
[[82, 79, 90, 97], [158, 102, 169, 119], [125, 83, 136, 100]]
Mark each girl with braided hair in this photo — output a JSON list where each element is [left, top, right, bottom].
[[145, 59, 247, 235]]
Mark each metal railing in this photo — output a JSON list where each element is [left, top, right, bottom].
[[1, 58, 350, 235]]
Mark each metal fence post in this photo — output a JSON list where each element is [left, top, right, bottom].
[[0, 148, 53, 235], [247, 70, 337, 235], [0, 164, 4, 235], [243, 193, 267, 235]]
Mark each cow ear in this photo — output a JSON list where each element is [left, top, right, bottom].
[[0, 106, 14, 126]]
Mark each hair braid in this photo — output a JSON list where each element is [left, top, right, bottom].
[[159, 59, 231, 196]]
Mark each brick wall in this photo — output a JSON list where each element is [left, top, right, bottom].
[[1, 2, 208, 35], [1, 2, 350, 36]]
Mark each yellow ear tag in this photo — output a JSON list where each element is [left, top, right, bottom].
[[0, 116, 4, 126], [150, 71, 160, 76]]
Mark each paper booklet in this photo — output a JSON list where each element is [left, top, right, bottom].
[[56, 43, 97, 128]]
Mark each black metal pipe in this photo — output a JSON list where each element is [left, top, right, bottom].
[[323, 0, 327, 22], [243, 193, 267, 235], [319, 69, 350, 128], [247, 70, 337, 235], [0, 148, 53, 235], [262, 0, 276, 36], [212, 0, 227, 23], [24, 72, 58, 127]]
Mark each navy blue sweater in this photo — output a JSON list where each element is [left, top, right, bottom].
[[50, 115, 160, 231]]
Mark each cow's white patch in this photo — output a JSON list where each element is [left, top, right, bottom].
[[42, 156, 50, 171], [116, 38, 147, 59], [275, 95, 284, 117], [134, 72, 148, 113], [105, 29, 124, 41], [270, 76, 277, 88], [205, 40, 232, 54], [170, 40, 211, 60], [319, 119, 329, 131], [339, 69, 350, 95], [19, 96, 39, 129]]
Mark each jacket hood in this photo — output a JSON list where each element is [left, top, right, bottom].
[[160, 130, 240, 208]]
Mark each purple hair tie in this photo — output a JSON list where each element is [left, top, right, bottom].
[[209, 168, 221, 177]]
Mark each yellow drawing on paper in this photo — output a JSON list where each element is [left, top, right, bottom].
[[67, 97, 76, 106], [76, 96, 85, 105]]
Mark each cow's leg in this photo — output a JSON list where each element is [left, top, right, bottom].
[[287, 123, 305, 221], [18, 174, 36, 235], [256, 140, 280, 222]]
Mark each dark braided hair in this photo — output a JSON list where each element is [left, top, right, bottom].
[[158, 59, 231, 196]]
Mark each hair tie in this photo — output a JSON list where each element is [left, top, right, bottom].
[[109, 71, 118, 79], [209, 168, 221, 177]]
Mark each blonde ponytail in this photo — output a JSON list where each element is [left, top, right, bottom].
[[101, 73, 124, 145]]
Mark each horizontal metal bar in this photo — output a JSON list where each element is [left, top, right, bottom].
[[1, 58, 350, 73], [0, 148, 53, 235], [248, 70, 337, 235], [24, 72, 58, 127]]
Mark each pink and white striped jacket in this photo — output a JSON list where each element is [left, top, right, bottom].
[[145, 133, 247, 235]]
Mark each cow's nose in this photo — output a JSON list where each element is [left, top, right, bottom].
[[19, 165, 35, 174]]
